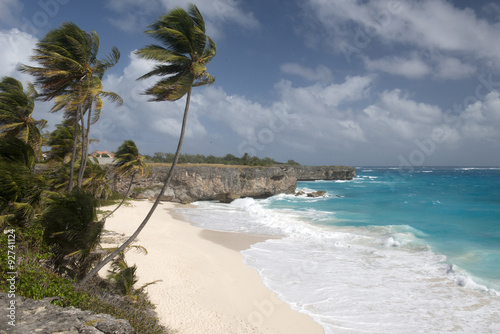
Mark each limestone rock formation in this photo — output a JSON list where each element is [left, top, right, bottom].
[[113, 165, 355, 203], [0, 293, 134, 334]]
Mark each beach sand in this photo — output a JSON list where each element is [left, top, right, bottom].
[[100, 200, 324, 334]]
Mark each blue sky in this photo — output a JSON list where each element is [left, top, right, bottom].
[[1, 0, 500, 166]]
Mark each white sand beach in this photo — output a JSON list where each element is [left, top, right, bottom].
[[100, 200, 324, 334]]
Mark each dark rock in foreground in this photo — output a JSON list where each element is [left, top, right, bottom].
[[0, 293, 133, 334]]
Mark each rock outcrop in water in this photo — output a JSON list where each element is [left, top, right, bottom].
[[114, 165, 355, 203]]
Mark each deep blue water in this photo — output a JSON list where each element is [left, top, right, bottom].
[[178, 167, 500, 333]]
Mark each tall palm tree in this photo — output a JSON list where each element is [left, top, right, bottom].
[[80, 4, 216, 285], [0, 77, 47, 160], [19, 22, 120, 192], [102, 140, 149, 220]]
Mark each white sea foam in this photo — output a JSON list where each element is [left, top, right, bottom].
[[178, 198, 500, 333]]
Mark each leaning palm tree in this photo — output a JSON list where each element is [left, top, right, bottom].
[[80, 3, 216, 285], [19, 22, 120, 192], [0, 77, 47, 160], [102, 140, 149, 220]]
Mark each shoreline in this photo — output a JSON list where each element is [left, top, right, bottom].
[[99, 200, 324, 334]]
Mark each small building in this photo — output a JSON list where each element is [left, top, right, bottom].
[[89, 150, 116, 159]]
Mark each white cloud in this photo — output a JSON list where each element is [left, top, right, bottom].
[[364, 53, 431, 79], [434, 57, 476, 80], [0, 28, 38, 80], [87, 50, 500, 164], [304, 0, 500, 71], [280, 63, 333, 82]]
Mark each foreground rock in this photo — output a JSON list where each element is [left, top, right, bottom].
[[0, 293, 134, 334], [114, 165, 355, 203]]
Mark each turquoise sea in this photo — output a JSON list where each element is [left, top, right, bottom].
[[177, 167, 500, 333]]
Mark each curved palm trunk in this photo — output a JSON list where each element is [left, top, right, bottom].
[[79, 88, 192, 286], [101, 173, 136, 221], [68, 105, 82, 192], [77, 104, 93, 188]]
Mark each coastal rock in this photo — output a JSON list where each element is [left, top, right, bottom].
[[114, 165, 356, 203], [0, 293, 134, 334], [306, 190, 327, 197]]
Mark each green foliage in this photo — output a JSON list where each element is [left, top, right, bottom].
[[46, 121, 79, 166], [0, 76, 46, 159], [1, 257, 169, 333], [136, 3, 216, 101], [0, 21, 167, 334], [0, 138, 45, 227], [145, 152, 301, 166], [81, 159, 113, 199], [107, 247, 160, 297], [113, 140, 149, 179], [38, 190, 104, 279]]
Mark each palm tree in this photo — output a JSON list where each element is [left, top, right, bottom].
[[0, 137, 44, 228], [102, 140, 149, 220], [39, 189, 104, 279], [107, 245, 160, 297], [79, 4, 216, 285], [19, 22, 120, 192], [0, 77, 47, 160]]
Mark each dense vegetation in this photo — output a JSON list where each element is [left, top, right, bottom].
[[145, 152, 301, 166], [0, 12, 168, 334]]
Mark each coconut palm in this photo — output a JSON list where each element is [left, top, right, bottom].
[[80, 4, 216, 285], [102, 140, 149, 220], [55, 73, 123, 189], [39, 189, 104, 279], [0, 77, 47, 160], [46, 121, 78, 167], [107, 245, 160, 297], [0, 137, 44, 228], [19, 22, 120, 192]]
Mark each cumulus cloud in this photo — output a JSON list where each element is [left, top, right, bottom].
[[81, 49, 500, 165], [0, 28, 38, 80], [364, 53, 431, 79], [304, 0, 500, 72], [434, 57, 476, 80]]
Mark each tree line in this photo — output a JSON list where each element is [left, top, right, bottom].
[[145, 152, 300, 166]]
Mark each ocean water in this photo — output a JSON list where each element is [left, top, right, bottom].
[[176, 167, 500, 333]]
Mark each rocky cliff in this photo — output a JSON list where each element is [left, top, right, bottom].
[[114, 165, 355, 203], [0, 293, 133, 334]]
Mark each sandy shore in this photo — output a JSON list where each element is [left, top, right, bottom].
[[100, 200, 324, 334]]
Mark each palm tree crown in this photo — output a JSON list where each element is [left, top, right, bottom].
[[19, 22, 121, 192], [0, 77, 46, 158], [135, 3, 216, 101], [19, 22, 100, 101]]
